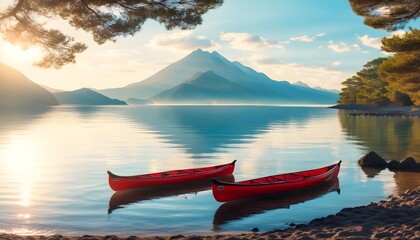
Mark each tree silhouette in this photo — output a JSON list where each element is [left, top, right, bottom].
[[0, 0, 223, 68], [349, 0, 420, 31]]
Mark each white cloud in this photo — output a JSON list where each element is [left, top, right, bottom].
[[290, 35, 314, 42], [327, 41, 359, 53], [150, 30, 219, 51], [332, 61, 341, 67], [245, 55, 351, 90], [290, 33, 325, 42], [357, 35, 382, 49], [391, 30, 405, 37], [220, 32, 287, 50], [357, 30, 405, 50], [328, 41, 350, 52]]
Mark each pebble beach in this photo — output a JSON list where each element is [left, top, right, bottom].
[[1, 186, 418, 240]]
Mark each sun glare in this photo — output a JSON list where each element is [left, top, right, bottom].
[[0, 42, 42, 66]]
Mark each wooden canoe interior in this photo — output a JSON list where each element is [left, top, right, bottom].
[[238, 163, 337, 185], [109, 160, 235, 179]]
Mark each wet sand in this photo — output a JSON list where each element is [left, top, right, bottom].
[[1, 186, 419, 240]]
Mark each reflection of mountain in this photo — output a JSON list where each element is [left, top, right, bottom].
[[100, 49, 338, 103], [338, 110, 420, 160], [108, 175, 234, 214], [0, 64, 58, 110], [124, 106, 332, 157], [213, 178, 340, 228]]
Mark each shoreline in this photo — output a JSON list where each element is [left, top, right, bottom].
[[1, 187, 419, 240], [330, 104, 420, 117]]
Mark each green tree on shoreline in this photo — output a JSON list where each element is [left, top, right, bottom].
[[339, 58, 389, 105], [339, 28, 419, 106], [346, 1, 419, 106], [379, 29, 420, 105]]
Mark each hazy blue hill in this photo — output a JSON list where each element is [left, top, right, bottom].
[[54, 88, 127, 105], [126, 97, 152, 105], [0, 63, 59, 110], [99, 49, 273, 100], [152, 71, 251, 103], [293, 81, 340, 94], [293, 81, 312, 88], [100, 84, 161, 102], [99, 49, 339, 103], [314, 86, 340, 94], [41, 85, 64, 93], [99, 49, 255, 100]]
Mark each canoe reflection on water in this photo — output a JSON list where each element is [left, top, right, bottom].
[[108, 175, 235, 214], [212, 177, 340, 228]]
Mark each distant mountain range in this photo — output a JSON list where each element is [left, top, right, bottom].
[[0, 63, 58, 110], [293, 81, 340, 94], [99, 49, 339, 104], [1, 49, 339, 109], [0, 63, 126, 109], [53, 88, 126, 105]]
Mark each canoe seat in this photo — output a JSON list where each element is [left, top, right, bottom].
[[267, 177, 286, 183]]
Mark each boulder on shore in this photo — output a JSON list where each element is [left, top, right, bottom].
[[357, 151, 387, 168]]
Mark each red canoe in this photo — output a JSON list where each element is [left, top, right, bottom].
[[212, 161, 341, 202], [108, 160, 236, 191]]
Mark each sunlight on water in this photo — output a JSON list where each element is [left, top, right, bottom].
[[0, 106, 418, 235], [3, 135, 40, 208]]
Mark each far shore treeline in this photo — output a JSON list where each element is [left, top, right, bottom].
[[339, 28, 419, 106]]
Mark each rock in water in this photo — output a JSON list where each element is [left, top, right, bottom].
[[388, 160, 402, 170], [357, 151, 387, 168], [400, 157, 418, 170]]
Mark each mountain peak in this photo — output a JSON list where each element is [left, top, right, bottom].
[[294, 81, 311, 88], [99, 49, 339, 104], [211, 50, 222, 57], [186, 48, 211, 59]]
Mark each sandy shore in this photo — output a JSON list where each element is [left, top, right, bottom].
[[330, 104, 420, 117], [1, 187, 419, 240]]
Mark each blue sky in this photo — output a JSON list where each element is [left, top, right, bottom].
[[0, 0, 417, 91]]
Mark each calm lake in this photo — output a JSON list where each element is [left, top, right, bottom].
[[0, 105, 419, 236]]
